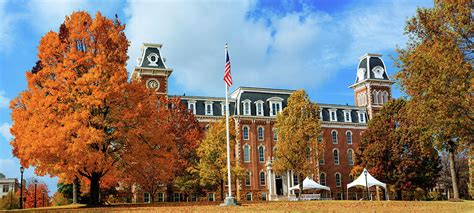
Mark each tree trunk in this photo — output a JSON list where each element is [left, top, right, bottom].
[[220, 181, 225, 201], [298, 174, 304, 200], [73, 177, 79, 204], [89, 172, 101, 206], [448, 147, 460, 199]]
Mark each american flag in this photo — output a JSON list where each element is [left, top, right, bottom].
[[224, 46, 232, 87]]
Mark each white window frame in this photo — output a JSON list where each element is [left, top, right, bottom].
[[268, 97, 283, 116], [383, 91, 389, 103], [205, 101, 213, 115], [319, 109, 323, 120], [346, 130, 353, 145], [331, 130, 338, 144], [220, 102, 227, 116], [245, 172, 251, 186], [255, 100, 264, 116], [243, 144, 251, 163], [208, 193, 215, 201], [329, 109, 337, 121], [358, 111, 366, 123], [243, 126, 250, 140], [259, 171, 266, 186], [258, 145, 265, 163], [246, 192, 252, 201], [144, 192, 150, 203], [348, 149, 354, 165], [257, 126, 264, 141], [261, 192, 267, 201], [333, 148, 340, 165], [242, 99, 252, 115], [187, 100, 196, 114], [158, 192, 164, 202], [343, 110, 352, 122]]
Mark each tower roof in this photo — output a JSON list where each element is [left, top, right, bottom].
[[355, 53, 390, 83], [136, 43, 168, 69]]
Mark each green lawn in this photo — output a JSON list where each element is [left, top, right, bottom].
[[7, 200, 474, 212]]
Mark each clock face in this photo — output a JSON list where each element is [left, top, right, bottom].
[[147, 79, 160, 90]]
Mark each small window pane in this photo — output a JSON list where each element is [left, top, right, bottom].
[[243, 127, 249, 140], [258, 127, 264, 141], [260, 172, 266, 185], [258, 146, 265, 163], [332, 131, 338, 144], [333, 149, 339, 165], [346, 132, 352, 144]]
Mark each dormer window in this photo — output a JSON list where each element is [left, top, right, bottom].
[[358, 111, 366, 123], [255, 100, 264, 116], [242, 99, 252, 116], [343, 110, 352, 122], [267, 97, 283, 116], [329, 109, 337, 122], [205, 101, 213, 115], [187, 100, 196, 114], [221, 102, 227, 116]]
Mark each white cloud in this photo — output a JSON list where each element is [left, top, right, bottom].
[[124, 0, 431, 97], [0, 90, 9, 108], [0, 123, 12, 141]]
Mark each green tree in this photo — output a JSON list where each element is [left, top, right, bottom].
[[194, 117, 244, 201], [273, 89, 322, 198], [395, 0, 473, 199], [355, 99, 441, 200]]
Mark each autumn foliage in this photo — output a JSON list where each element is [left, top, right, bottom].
[[273, 89, 322, 197], [19, 182, 50, 208]]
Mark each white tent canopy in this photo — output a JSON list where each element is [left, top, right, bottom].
[[347, 168, 389, 200], [289, 177, 331, 191]]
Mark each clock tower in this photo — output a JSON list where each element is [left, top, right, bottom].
[[131, 43, 173, 96], [349, 53, 394, 119]]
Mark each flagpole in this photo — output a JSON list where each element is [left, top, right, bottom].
[[225, 44, 233, 199]]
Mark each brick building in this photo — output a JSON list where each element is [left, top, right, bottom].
[[130, 43, 393, 202]]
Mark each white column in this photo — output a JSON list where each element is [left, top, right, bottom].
[[286, 170, 291, 197], [290, 171, 295, 195]]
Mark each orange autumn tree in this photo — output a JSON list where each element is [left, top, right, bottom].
[[10, 11, 157, 205], [21, 181, 50, 208]]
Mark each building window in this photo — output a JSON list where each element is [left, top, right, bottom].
[[335, 173, 341, 187], [261, 192, 267, 201], [268, 98, 283, 116], [273, 128, 278, 141], [144, 192, 150, 203], [258, 146, 265, 163], [348, 149, 354, 165], [378, 92, 383, 104], [243, 99, 251, 115], [332, 130, 338, 144], [293, 174, 299, 185], [187, 101, 196, 114], [208, 193, 215, 201], [174, 193, 180, 202], [2, 185, 9, 192], [260, 171, 266, 186], [205, 101, 213, 115], [245, 172, 251, 186], [257, 126, 264, 141], [320, 173, 326, 186], [243, 126, 249, 140], [221, 102, 227, 116], [158, 192, 164, 202], [246, 192, 252, 201], [358, 111, 366, 123], [243, 144, 250, 163], [383, 91, 389, 103], [344, 110, 352, 122], [373, 92, 378, 105], [317, 135, 323, 143], [319, 152, 325, 165], [346, 131, 352, 144], [256, 101, 264, 116], [333, 149, 340, 165], [329, 109, 337, 121]]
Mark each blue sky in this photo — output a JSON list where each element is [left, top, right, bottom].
[[0, 0, 432, 195]]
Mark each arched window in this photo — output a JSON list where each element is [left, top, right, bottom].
[[319, 152, 325, 165], [348, 149, 354, 165], [273, 128, 278, 141], [259, 171, 266, 186], [333, 149, 340, 165], [243, 145, 250, 163], [335, 173, 341, 187], [246, 192, 252, 201], [243, 126, 249, 140], [244, 102, 251, 115], [372, 92, 377, 105], [378, 92, 383, 104], [383, 91, 389, 103], [332, 130, 338, 144], [245, 172, 251, 186], [346, 131, 352, 144], [256, 101, 264, 116], [258, 146, 265, 163], [320, 173, 326, 186], [258, 126, 264, 141]]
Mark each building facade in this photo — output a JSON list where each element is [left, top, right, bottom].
[[0, 173, 19, 199], [130, 43, 393, 202]]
